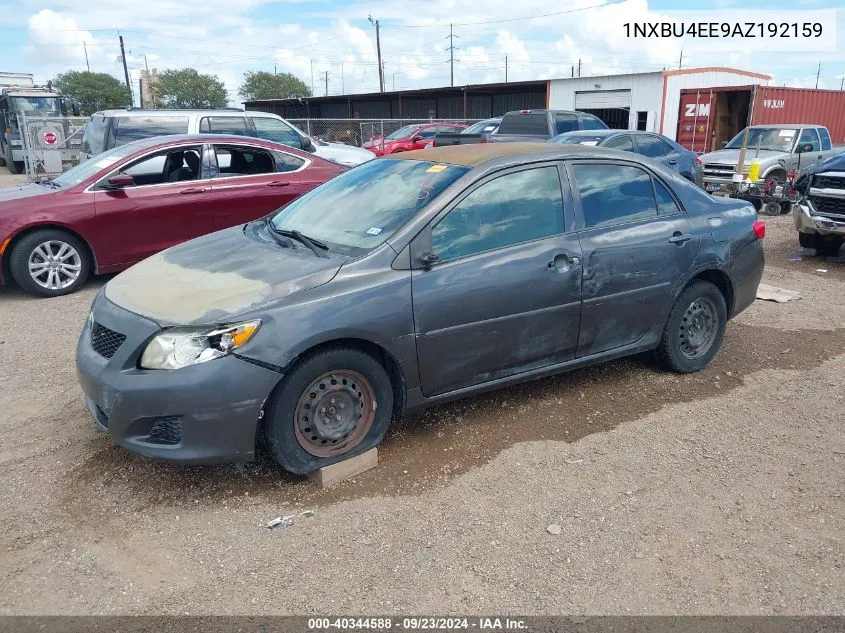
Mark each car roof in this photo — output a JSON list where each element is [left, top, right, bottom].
[[748, 124, 816, 128], [556, 129, 619, 138], [114, 134, 316, 159], [92, 108, 267, 117], [390, 142, 638, 168]]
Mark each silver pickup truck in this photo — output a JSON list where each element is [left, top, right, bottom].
[[699, 125, 836, 213]]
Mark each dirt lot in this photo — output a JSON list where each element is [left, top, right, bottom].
[[0, 174, 843, 615]]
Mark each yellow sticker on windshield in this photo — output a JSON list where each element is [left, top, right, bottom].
[[426, 164, 448, 173]]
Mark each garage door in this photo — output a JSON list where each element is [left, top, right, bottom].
[[574, 90, 631, 109]]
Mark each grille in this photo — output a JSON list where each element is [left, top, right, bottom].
[[703, 163, 738, 177], [147, 417, 183, 445], [90, 323, 126, 359], [810, 195, 845, 218], [814, 175, 845, 190]]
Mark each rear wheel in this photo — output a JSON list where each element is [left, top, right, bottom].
[[799, 232, 821, 249], [263, 347, 394, 475], [818, 237, 843, 256], [9, 229, 91, 297], [657, 280, 727, 373], [762, 201, 781, 216]]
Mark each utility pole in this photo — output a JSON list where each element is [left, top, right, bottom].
[[310, 59, 315, 95], [577, 58, 581, 77], [505, 56, 508, 82], [571, 65, 574, 78], [369, 16, 384, 92], [445, 23, 460, 87], [119, 35, 132, 97], [322, 70, 329, 96], [841, 76, 844, 90], [341, 61, 345, 94], [678, 45, 683, 70], [83, 41, 90, 72], [815, 61, 821, 89], [274, 65, 277, 76]]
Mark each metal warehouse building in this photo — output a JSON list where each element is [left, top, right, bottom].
[[245, 66, 771, 142]]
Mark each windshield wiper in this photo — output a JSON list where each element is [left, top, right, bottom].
[[273, 228, 329, 258], [263, 218, 294, 249], [37, 180, 60, 188]]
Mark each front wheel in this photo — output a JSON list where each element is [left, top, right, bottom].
[[263, 347, 394, 475], [9, 229, 92, 297], [657, 281, 727, 373]]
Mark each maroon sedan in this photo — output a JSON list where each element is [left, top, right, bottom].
[[0, 135, 345, 297]]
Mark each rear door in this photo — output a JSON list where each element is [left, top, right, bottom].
[[92, 144, 209, 266], [207, 142, 310, 230], [567, 160, 699, 357], [411, 163, 582, 396]]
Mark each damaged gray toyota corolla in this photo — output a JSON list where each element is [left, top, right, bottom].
[[76, 143, 764, 475]]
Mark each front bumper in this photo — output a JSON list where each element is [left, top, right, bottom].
[[75, 295, 282, 464], [793, 203, 845, 237]]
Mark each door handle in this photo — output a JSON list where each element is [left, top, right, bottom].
[[267, 181, 291, 187], [547, 254, 581, 270], [180, 187, 208, 194], [669, 232, 693, 245]]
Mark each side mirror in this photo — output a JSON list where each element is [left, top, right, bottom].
[[796, 143, 814, 154], [419, 251, 439, 269], [411, 135, 423, 143], [71, 102, 81, 117], [721, 141, 728, 148], [103, 173, 134, 189], [301, 136, 316, 152]]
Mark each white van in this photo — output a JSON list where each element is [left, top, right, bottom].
[[81, 108, 375, 167]]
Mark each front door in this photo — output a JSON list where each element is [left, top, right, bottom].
[[92, 144, 210, 267], [568, 161, 699, 357], [411, 164, 582, 397]]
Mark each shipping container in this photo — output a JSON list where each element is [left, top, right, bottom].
[[676, 85, 845, 153]]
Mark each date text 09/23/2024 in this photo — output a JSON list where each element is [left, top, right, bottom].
[[308, 618, 527, 630]]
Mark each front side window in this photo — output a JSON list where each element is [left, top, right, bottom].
[[798, 128, 821, 152], [82, 114, 107, 156], [214, 146, 276, 177], [200, 116, 249, 135], [818, 128, 832, 151], [271, 159, 469, 256], [113, 116, 190, 147], [251, 117, 303, 148], [573, 163, 657, 229], [432, 166, 564, 262], [603, 135, 635, 152], [119, 146, 202, 186], [386, 125, 420, 140], [636, 135, 673, 158], [417, 127, 440, 139]]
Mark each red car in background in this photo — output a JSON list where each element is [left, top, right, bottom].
[[0, 135, 345, 297], [362, 122, 467, 156]]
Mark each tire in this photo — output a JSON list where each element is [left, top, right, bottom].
[[818, 237, 843, 257], [9, 229, 92, 297], [762, 201, 781, 216], [799, 232, 821, 249], [7, 158, 22, 175], [263, 347, 394, 475], [779, 201, 793, 215], [749, 197, 763, 213], [656, 280, 727, 374]]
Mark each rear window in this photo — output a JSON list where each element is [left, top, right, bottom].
[[113, 116, 189, 147], [818, 128, 833, 151], [82, 114, 107, 155], [498, 113, 549, 136]]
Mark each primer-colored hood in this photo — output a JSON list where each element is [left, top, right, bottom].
[[105, 224, 343, 325]]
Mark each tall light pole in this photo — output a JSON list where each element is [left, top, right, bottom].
[[392, 71, 404, 91], [368, 15, 385, 93]]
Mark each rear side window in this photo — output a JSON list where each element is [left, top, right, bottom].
[[113, 116, 189, 147], [200, 117, 249, 135], [654, 179, 681, 215], [636, 135, 673, 158], [251, 117, 303, 148], [555, 113, 578, 134], [604, 135, 635, 152], [83, 114, 107, 155], [818, 127, 832, 151], [432, 166, 564, 261], [573, 163, 657, 229], [275, 151, 306, 173], [498, 113, 549, 136], [579, 115, 607, 130], [213, 145, 276, 177]]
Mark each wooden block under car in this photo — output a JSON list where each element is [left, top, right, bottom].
[[310, 448, 378, 487]]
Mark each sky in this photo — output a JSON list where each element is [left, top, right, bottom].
[[0, 0, 843, 106]]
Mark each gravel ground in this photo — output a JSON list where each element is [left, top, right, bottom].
[[0, 206, 842, 615]]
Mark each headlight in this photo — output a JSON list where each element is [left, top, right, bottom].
[[140, 320, 261, 370]]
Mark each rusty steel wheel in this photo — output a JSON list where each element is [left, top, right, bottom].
[[293, 369, 377, 457]]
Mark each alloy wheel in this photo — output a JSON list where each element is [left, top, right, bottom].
[[27, 240, 82, 290]]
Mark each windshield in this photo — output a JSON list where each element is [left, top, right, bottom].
[[548, 133, 605, 145], [270, 158, 470, 255], [725, 127, 798, 152], [386, 125, 420, 140], [463, 120, 499, 135], [51, 144, 139, 188], [11, 96, 62, 115]]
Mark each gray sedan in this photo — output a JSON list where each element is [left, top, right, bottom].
[[76, 144, 764, 475], [549, 130, 704, 187]]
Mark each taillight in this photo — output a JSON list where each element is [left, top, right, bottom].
[[787, 170, 796, 181], [519, 109, 531, 114], [481, 139, 491, 143], [753, 220, 766, 239]]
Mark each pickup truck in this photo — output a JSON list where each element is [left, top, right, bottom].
[[792, 152, 845, 255], [699, 125, 837, 213], [433, 109, 608, 146]]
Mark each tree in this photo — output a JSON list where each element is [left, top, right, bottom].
[[152, 68, 228, 109], [238, 70, 311, 102], [52, 71, 131, 115]]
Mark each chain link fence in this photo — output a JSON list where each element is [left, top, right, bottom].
[[288, 118, 483, 147], [16, 113, 87, 181]]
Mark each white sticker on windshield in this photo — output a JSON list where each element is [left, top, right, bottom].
[[580, 140, 599, 146], [366, 227, 383, 236], [778, 130, 795, 138], [94, 157, 120, 169]]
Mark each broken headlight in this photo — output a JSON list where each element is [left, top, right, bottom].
[[139, 320, 261, 370]]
